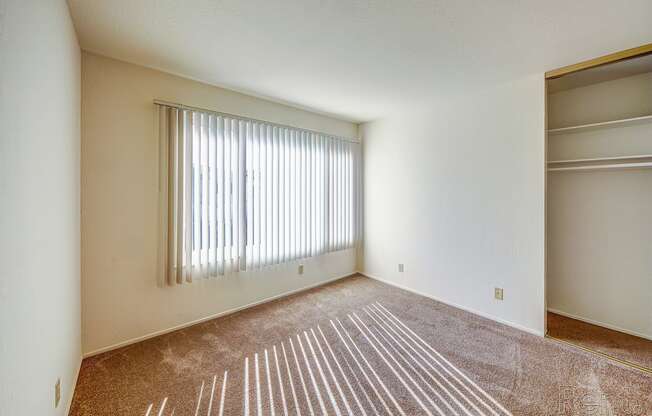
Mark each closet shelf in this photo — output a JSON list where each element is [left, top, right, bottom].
[[548, 162, 652, 172], [548, 154, 652, 164], [547, 114, 652, 135]]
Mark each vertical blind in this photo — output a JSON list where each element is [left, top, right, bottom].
[[158, 103, 362, 285]]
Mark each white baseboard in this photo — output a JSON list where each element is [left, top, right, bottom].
[[358, 271, 544, 337], [83, 272, 357, 358], [547, 308, 652, 341], [65, 355, 82, 414]]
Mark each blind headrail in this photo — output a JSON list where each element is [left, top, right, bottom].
[[154, 99, 359, 143]]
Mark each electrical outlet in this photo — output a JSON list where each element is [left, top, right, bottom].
[[398, 263, 404, 273], [55, 378, 61, 408], [494, 288, 504, 301], [298, 264, 304, 275]]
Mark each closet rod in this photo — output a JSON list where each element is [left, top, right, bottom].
[[547, 114, 652, 135], [548, 162, 652, 172]]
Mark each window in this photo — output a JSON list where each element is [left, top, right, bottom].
[[158, 104, 362, 284]]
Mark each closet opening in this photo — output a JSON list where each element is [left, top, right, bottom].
[[545, 46, 652, 372]]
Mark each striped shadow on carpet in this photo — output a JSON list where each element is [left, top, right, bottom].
[[144, 303, 512, 416]]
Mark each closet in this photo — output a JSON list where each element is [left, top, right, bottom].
[[545, 49, 652, 371]]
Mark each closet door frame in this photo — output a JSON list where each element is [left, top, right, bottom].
[[542, 43, 652, 336], [545, 43, 652, 79]]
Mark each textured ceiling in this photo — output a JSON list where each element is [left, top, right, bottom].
[[68, 0, 652, 122]]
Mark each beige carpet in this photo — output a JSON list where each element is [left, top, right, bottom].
[[547, 312, 652, 371], [70, 275, 652, 415]]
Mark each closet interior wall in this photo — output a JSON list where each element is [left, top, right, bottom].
[[546, 70, 652, 340]]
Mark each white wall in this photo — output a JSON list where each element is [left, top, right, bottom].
[[81, 52, 358, 355], [360, 74, 546, 335], [547, 72, 652, 340], [0, 1, 81, 415]]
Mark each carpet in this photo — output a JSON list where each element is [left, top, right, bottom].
[[70, 275, 652, 415], [547, 312, 652, 371]]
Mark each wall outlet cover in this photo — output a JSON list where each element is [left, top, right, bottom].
[[298, 264, 304, 275], [494, 288, 504, 301]]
